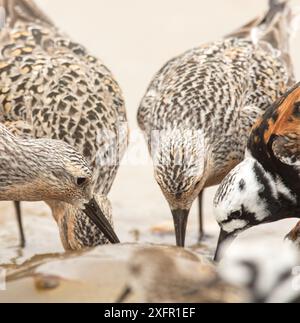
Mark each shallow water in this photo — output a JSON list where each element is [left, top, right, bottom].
[[1, 0, 300, 302], [0, 196, 298, 302]]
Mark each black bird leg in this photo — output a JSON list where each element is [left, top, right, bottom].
[[198, 191, 204, 242], [14, 201, 26, 248]]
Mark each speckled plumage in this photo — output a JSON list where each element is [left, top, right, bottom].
[[0, 121, 120, 247], [0, 119, 98, 208], [0, 0, 128, 249], [138, 0, 295, 246], [0, 123, 92, 200]]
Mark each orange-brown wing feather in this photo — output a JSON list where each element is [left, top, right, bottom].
[[264, 86, 300, 143], [265, 85, 300, 165]]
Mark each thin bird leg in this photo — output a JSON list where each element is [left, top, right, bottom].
[[198, 191, 204, 242], [14, 201, 26, 248]]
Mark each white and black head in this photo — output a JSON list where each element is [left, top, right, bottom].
[[213, 157, 281, 260], [219, 237, 300, 303]]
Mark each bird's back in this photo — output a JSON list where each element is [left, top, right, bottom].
[[138, 1, 294, 183], [138, 38, 288, 156], [0, 19, 128, 195]]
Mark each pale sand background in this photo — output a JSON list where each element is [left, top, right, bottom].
[[1, 0, 300, 265]]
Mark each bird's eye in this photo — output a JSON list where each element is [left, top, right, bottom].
[[230, 210, 242, 219], [76, 177, 87, 186]]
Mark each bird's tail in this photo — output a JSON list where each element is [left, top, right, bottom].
[[0, 0, 53, 27], [228, 1, 295, 44], [228, 0, 299, 82]]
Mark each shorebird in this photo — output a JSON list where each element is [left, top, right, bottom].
[[117, 247, 246, 303], [219, 237, 300, 303], [214, 83, 300, 260], [138, 0, 295, 247], [0, 0, 128, 249], [0, 123, 120, 246]]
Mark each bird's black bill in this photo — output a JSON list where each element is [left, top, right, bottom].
[[84, 197, 120, 244], [172, 209, 189, 247], [116, 286, 132, 303], [214, 229, 232, 262]]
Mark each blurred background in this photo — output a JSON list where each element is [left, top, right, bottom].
[[1, 0, 300, 264]]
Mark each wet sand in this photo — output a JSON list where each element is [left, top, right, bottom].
[[0, 244, 209, 303], [0, 0, 300, 302]]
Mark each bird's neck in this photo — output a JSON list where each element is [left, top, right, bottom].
[[251, 158, 300, 222], [46, 200, 78, 250]]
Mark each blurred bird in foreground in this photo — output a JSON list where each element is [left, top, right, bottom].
[[117, 247, 247, 303], [138, 0, 297, 247], [214, 82, 300, 260], [0, 0, 128, 249], [219, 236, 300, 303]]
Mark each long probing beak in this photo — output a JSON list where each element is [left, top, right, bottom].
[[84, 197, 120, 244], [172, 209, 189, 247], [214, 228, 233, 262]]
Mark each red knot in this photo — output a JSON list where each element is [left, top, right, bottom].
[[0, 0, 128, 249], [138, 0, 295, 247]]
